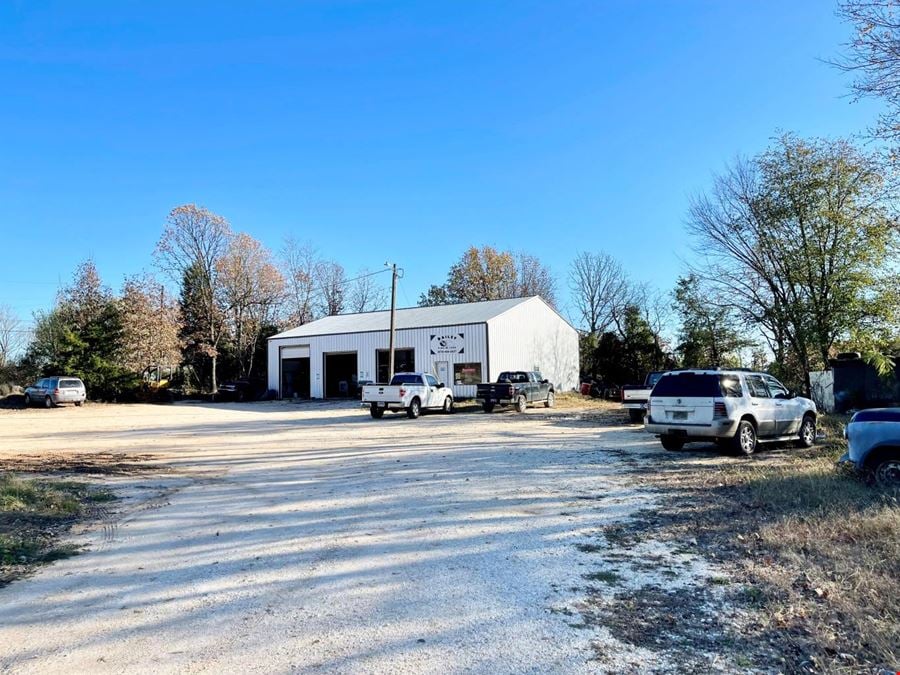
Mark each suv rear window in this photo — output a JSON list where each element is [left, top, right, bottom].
[[60, 379, 82, 388], [651, 373, 723, 397]]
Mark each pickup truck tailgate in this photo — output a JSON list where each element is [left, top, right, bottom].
[[622, 388, 651, 402], [477, 383, 515, 399], [362, 385, 403, 403]]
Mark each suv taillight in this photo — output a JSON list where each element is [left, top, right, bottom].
[[713, 402, 727, 419]]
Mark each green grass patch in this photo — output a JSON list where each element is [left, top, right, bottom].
[[0, 474, 83, 514], [0, 472, 115, 581]]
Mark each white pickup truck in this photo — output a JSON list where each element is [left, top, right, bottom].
[[362, 372, 455, 419], [621, 371, 666, 422]]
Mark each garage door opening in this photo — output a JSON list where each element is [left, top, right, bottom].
[[281, 357, 310, 399], [324, 352, 358, 398]]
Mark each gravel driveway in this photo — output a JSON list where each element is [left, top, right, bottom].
[[0, 401, 717, 673]]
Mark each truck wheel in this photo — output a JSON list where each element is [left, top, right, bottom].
[[628, 409, 644, 424], [406, 397, 421, 419], [660, 435, 684, 451], [544, 391, 555, 408], [75, 401, 83, 407], [798, 415, 816, 448], [873, 456, 900, 487], [44, 395, 53, 408], [370, 403, 384, 419], [23, 394, 31, 407], [731, 420, 757, 456], [515, 395, 527, 413], [482, 402, 494, 413], [442, 396, 454, 414]]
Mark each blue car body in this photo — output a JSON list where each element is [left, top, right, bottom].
[[841, 408, 900, 486]]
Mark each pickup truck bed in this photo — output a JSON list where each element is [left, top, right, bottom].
[[621, 371, 665, 422]]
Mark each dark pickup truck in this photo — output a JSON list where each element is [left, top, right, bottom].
[[476, 371, 555, 413]]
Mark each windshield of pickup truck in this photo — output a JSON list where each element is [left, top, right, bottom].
[[390, 374, 423, 385]]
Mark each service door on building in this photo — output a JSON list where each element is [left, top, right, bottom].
[[281, 346, 310, 399]]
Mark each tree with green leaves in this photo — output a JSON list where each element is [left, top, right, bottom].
[[687, 133, 899, 393], [582, 304, 672, 386], [178, 262, 222, 391], [22, 261, 137, 400], [673, 274, 753, 368]]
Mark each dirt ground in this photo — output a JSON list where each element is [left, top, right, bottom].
[[0, 400, 780, 673]]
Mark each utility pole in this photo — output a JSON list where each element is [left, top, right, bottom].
[[158, 286, 164, 386], [387, 262, 398, 382]]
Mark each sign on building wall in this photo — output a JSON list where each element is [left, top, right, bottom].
[[430, 333, 465, 355]]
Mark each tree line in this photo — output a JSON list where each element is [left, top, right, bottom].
[[1, 130, 897, 400], [1, 205, 395, 397]]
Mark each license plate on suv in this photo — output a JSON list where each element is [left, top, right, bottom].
[[672, 411, 688, 420]]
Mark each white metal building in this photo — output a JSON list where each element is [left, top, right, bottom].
[[267, 296, 579, 400]]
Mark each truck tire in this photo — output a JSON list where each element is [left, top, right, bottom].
[[731, 419, 757, 455], [407, 397, 421, 419], [628, 409, 644, 423], [482, 402, 494, 413], [442, 396, 454, 414], [660, 435, 684, 451], [23, 394, 31, 407], [370, 403, 384, 419], [544, 391, 555, 408], [515, 395, 527, 413], [872, 455, 900, 487]]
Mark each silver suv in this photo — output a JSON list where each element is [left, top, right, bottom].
[[644, 370, 817, 455], [24, 376, 87, 408]]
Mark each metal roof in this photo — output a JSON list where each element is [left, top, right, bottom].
[[270, 296, 536, 339]]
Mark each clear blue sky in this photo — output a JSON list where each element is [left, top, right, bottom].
[[0, 1, 882, 326]]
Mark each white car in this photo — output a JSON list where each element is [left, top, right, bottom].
[[644, 369, 817, 455], [23, 376, 87, 408], [361, 372, 454, 419]]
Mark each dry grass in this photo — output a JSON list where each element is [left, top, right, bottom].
[[552, 392, 620, 411], [626, 415, 900, 672], [717, 418, 900, 672]]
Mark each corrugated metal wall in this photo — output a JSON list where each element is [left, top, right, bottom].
[[487, 298, 580, 391], [268, 322, 489, 399]]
